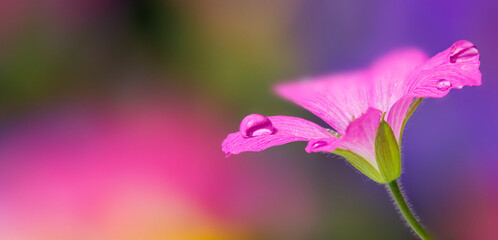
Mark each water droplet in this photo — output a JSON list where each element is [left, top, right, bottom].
[[326, 129, 342, 138], [239, 114, 274, 138], [436, 79, 452, 91], [450, 41, 478, 63], [312, 140, 328, 149]]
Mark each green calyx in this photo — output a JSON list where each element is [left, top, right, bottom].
[[375, 118, 402, 183], [333, 98, 423, 183], [333, 149, 386, 183], [333, 117, 402, 184]]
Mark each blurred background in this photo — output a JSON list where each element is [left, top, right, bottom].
[[0, 0, 496, 239]]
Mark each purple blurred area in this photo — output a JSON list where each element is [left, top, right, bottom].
[[0, 0, 496, 239]]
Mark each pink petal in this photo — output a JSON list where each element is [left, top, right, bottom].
[[222, 116, 335, 156], [407, 40, 481, 98], [338, 108, 383, 169], [385, 96, 415, 142], [275, 41, 480, 144], [305, 137, 344, 153], [275, 49, 428, 134], [386, 40, 481, 141], [368, 49, 428, 111], [275, 71, 370, 135]]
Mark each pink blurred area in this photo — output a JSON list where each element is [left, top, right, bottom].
[[1, 0, 497, 239], [0, 0, 25, 40], [436, 160, 498, 239], [0, 96, 317, 239], [0, 0, 113, 38]]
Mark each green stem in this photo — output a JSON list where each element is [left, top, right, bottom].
[[386, 180, 431, 240]]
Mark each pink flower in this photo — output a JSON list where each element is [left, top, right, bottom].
[[222, 40, 481, 183]]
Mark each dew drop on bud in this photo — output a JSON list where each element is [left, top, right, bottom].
[[436, 79, 452, 91], [239, 114, 274, 138], [449, 40, 479, 63]]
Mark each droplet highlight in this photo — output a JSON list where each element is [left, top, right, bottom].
[[449, 41, 479, 63], [311, 140, 328, 149], [239, 114, 274, 138], [436, 79, 452, 91], [326, 129, 342, 138]]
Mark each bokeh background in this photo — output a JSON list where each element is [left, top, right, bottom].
[[0, 0, 497, 239]]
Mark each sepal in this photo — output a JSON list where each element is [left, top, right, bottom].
[[375, 118, 402, 182], [333, 149, 386, 183]]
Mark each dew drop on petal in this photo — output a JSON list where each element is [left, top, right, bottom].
[[436, 79, 452, 91], [239, 114, 274, 138], [311, 140, 328, 149], [449, 41, 479, 63], [326, 129, 342, 138]]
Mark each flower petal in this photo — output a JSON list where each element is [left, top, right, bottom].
[[222, 116, 334, 156], [407, 40, 481, 98], [386, 41, 481, 142], [385, 97, 422, 142], [275, 41, 480, 144], [275, 71, 370, 135], [275, 49, 428, 134], [368, 49, 428, 111], [305, 137, 344, 153], [337, 108, 383, 169]]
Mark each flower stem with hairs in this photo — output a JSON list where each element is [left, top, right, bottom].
[[387, 180, 431, 240]]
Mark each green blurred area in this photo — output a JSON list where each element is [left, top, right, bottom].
[[0, 0, 300, 116]]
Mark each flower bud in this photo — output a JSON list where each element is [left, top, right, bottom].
[[375, 119, 402, 183]]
